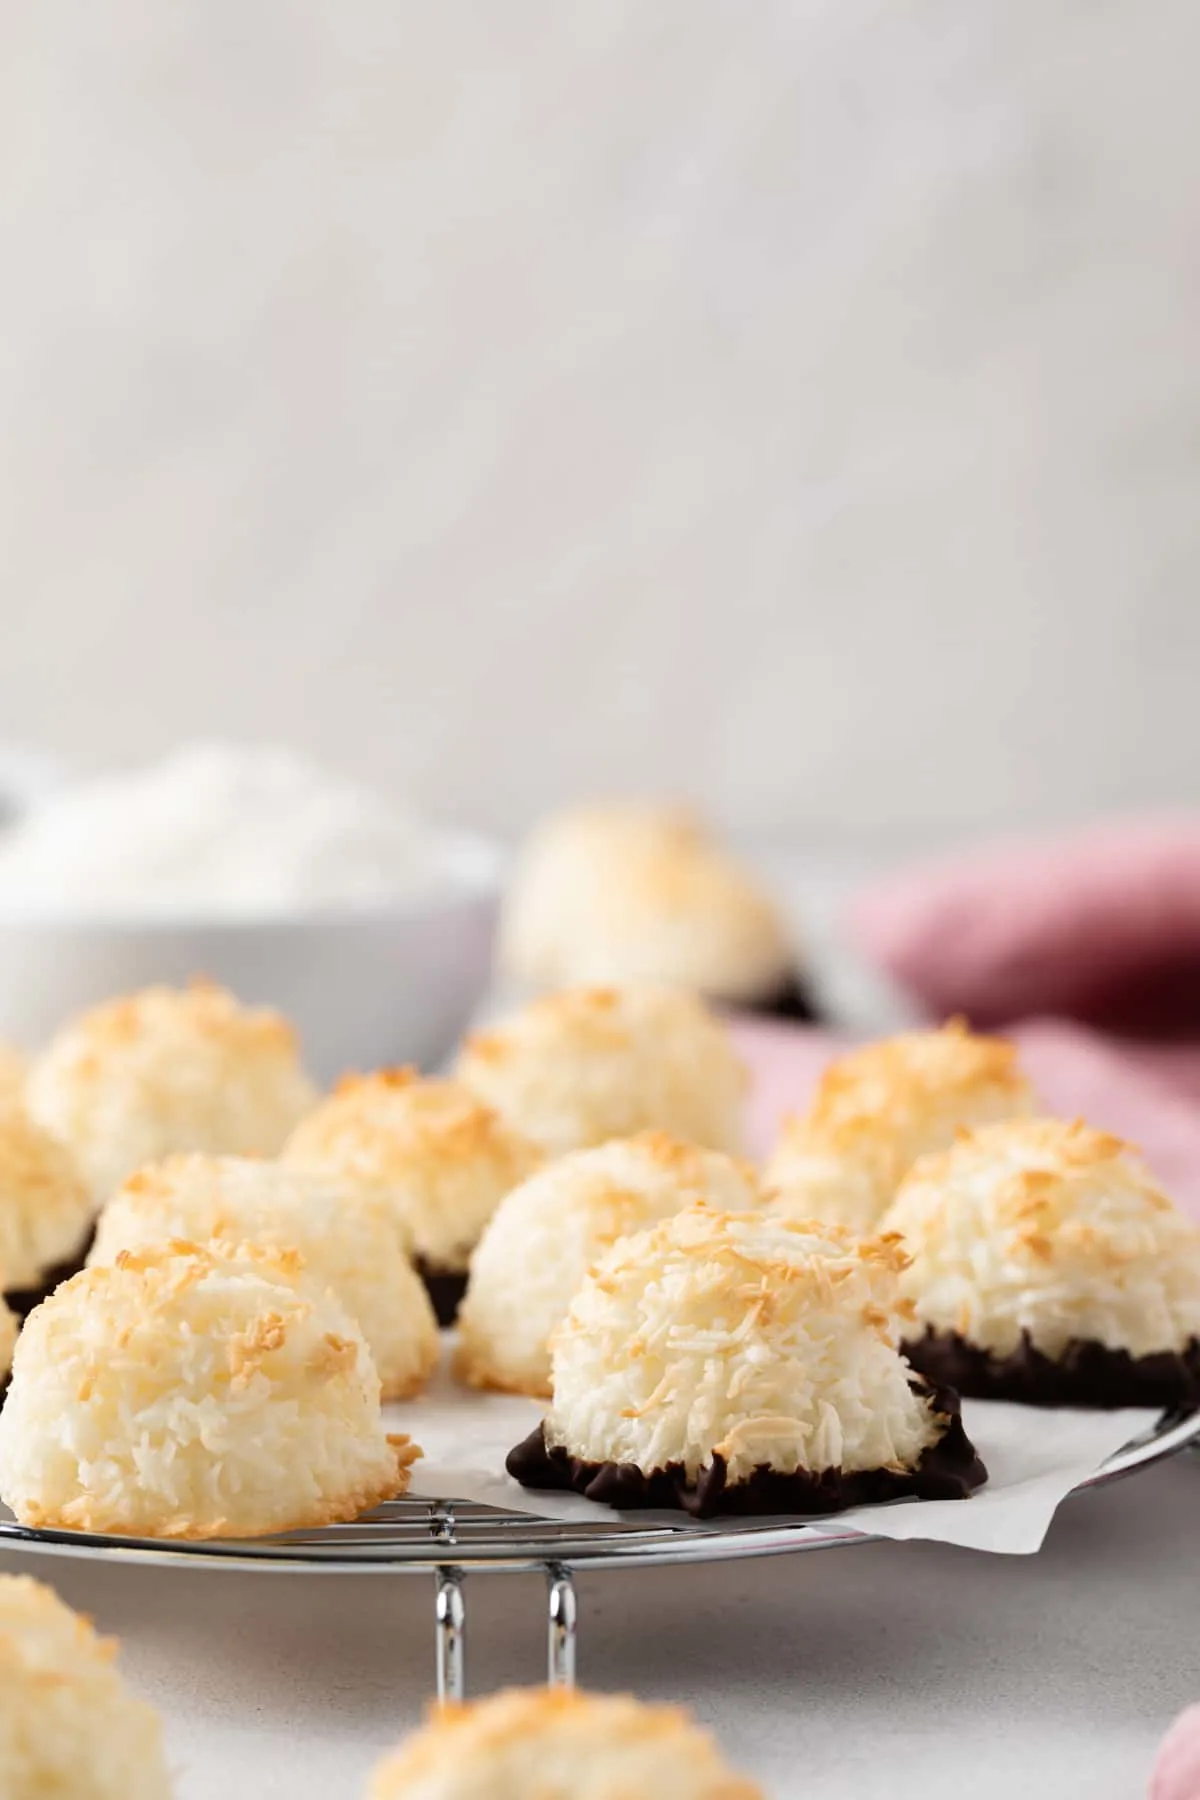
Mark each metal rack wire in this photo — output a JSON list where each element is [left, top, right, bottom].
[[1, 1406, 1195, 1699]]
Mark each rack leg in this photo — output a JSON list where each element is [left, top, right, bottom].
[[435, 1567, 466, 1702], [545, 1564, 577, 1688]]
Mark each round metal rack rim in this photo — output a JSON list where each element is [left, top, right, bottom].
[[0, 1406, 1193, 1700]]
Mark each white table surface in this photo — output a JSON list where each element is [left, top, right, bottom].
[[1, 1450, 1193, 1798]]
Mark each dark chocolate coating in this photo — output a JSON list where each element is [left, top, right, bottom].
[[752, 969, 823, 1025], [902, 1326, 1200, 1409], [416, 1262, 469, 1328], [507, 1382, 986, 1518], [4, 1224, 96, 1318]]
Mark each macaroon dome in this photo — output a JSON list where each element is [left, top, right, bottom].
[[456, 1132, 762, 1397], [0, 1241, 419, 1538], [284, 1069, 540, 1276], [512, 1205, 985, 1513], [0, 1098, 94, 1296], [27, 981, 318, 1202], [767, 1021, 1035, 1232], [456, 985, 747, 1158], [0, 1041, 25, 1102], [500, 799, 796, 1005], [366, 1687, 764, 1800], [89, 1154, 440, 1401], [884, 1116, 1200, 1365], [0, 1575, 171, 1799]]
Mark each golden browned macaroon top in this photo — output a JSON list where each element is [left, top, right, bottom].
[[367, 1685, 764, 1798]]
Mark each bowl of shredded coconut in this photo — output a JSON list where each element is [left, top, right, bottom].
[[0, 744, 501, 1078]]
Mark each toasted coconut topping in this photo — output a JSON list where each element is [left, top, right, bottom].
[[883, 1116, 1200, 1358], [27, 981, 317, 1202], [455, 985, 747, 1158], [91, 1153, 439, 1400], [284, 1073, 540, 1272], [768, 1021, 1035, 1232], [367, 1685, 764, 1799], [0, 1574, 171, 1797], [0, 1240, 418, 1539], [500, 800, 795, 1002], [0, 1097, 93, 1289], [456, 1132, 763, 1397], [543, 1205, 941, 1486]]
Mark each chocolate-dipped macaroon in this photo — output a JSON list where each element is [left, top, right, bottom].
[[456, 1131, 761, 1397], [285, 1069, 540, 1324], [507, 1204, 985, 1517], [457, 984, 748, 1162], [883, 1117, 1200, 1407], [0, 1098, 97, 1315], [767, 1020, 1036, 1234], [499, 800, 820, 1022]]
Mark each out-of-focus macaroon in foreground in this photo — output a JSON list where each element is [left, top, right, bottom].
[[365, 1686, 765, 1800], [0, 1573, 172, 1798]]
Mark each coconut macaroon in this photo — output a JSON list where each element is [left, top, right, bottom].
[[0, 1241, 420, 1538], [883, 1117, 1200, 1406], [500, 799, 816, 1021], [89, 1155, 440, 1401], [26, 981, 318, 1203], [366, 1687, 764, 1800], [456, 985, 747, 1160], [457, 1132, 762, 1397], [508, 1205, 985, 1517], [0, 1575, 171, 1799], [283, 1070, 540, 1324], [0, 1041, 25, 1103], [0, 1098, 95, 1311], [766, 1020, 1035, 1233]]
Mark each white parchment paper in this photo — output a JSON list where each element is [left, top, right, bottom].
[[390, 1360, 1155, 1556]]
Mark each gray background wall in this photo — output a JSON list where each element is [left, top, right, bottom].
[[2, 2, 1196, 846]]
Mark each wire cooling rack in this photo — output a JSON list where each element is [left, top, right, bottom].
[[0, 1406, 1195, 1700]]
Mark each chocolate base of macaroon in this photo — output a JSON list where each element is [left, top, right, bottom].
[[4, 1225, 96, 1319], [417, 1262, 469, 1329], [903, 1326, 1200, 1409], [743, 970, 822, 1026], [506, 1383, 986, 1519]]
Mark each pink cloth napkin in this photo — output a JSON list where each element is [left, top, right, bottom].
[[851, 815, 1200, 1044], [732, 1015, 1200, 1220], [738, 814, 1200, 1220], [1150, 1707, 1200, 1800]]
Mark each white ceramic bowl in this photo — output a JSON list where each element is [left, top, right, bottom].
[[0, 832, 501, 1082]]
